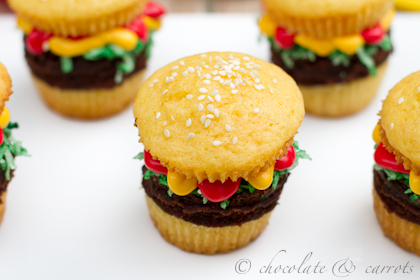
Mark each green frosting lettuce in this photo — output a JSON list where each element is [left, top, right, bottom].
[[268, 34, 392, 76], [59, 36, 151, 84], [1, 122, 29, 181], [134, 141, 310, 209], [374, 164, 419, 202]]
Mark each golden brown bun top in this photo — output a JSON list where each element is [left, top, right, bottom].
[[263, 0, 393, 18], [133, 52, 304, 183], [8, 0, 147, 37], [381, 71, 420, 167], [0, 63, 12, 111]]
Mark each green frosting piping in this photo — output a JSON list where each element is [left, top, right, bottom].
[[135, 141, 311, 209], [268, 34, 392, 76], [1, 122, 29, 181], [59, 57, 73, 73], [374, 164, 419, 201]]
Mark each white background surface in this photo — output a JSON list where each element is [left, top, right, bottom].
[[0, 13, 419, 280]]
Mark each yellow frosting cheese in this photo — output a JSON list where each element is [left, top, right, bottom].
[[258, 14, 276, 38], [143, 16, 161, 32], [0, 107, 10, 129], [333, 35, 365, 55], [380, 9, 396, 31], [167, 171, 198, 196], [373, 124, 382, 144], [294, 35, 335, 56], [17, 17, 32, 34], [409, 170, 420, 195], [49, 28, 138, 57], [247, 165, 274, 191]]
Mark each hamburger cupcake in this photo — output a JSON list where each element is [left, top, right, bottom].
[[9, 0, 165, 119], [0, 63, 29, 223], [372, 71, 420, 255], [133, 52, 310, 254], [259, 0, 394, 117]]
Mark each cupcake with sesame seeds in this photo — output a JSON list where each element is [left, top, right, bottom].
[[133, 52, 310, 254], [258, 0, 394, 117], [9, 0, 165, 119], [372, 71, 420, 256], [0, 62, 29, 224]]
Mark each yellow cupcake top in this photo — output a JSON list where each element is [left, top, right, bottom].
[[133, 52, 304, 183], [0, 63, 12, 112], [381, 71, 420, 168], [262, 0, 395, 38], [8, 0, 147, 37]]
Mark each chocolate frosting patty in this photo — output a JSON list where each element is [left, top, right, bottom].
[[25, 43, 147, 90], [271, 46, 391, 86], [142, 166, 289, 227], [374, 169, 420, 225]]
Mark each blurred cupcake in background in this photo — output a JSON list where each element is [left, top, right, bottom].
[[8, 0, 165, 119], [0, 62, 29, 224], [259, 0, 394, 117]]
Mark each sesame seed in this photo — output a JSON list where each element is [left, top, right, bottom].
[[255, 78, 260, 83], [230, 83, 235, 89], [214, 64, 220, 68], [162, 89, 168, 95], [260, 84, 266, 90], [162, 121, 167, 126], [206, 74, 211, 79], [251, 70, 259, 79], [201, 54, 206, 58], [199, 88, 208, 93], [211, 90, 219, 96], [219, 79, 224, 84], [165, 76, 173, 83], [239, 68, 246, 73], [214, 109, 219, 117], [207, 95, 215, 102], [273, 78, 278, 84], [205, 119, 211, 128], [186, 133, 195, 140], [253, 108, 260, 114], [164, 129, 170, 138], [254, 84, 262, 91], [246, 65, 253, 69], [213, 76, 221, 81], [200, 115, 206, 124], [198, 95, 206, 101], [188, 67, 195, 73], [198, 104, 204, 111], [219, 70, 227, 76], [213, 140, 222, 146], [243, 57, 250, 60], [253, 64, 261, 70], [206, 114, 214, 119], [225, 124, 232, 131], [398, 97, 404, 104], [215, 56, 221, 61], [156, 112, 161, 119], [197, 70, 201, 77], [171, 66, 179, 70], [186, 118, 192, 127], [153, 79, 159, 83], [201, 61, 205, 65], [231, 90, 238, 94], [172, 72, 177, 77], [186, 94, 193, 100], [417, 86, 420, 93], [232, 137, 238, 144], [182, 71, 188, 77], [203, 80, 211, 85], [179, 61, 185, 66], [149, 83, 154, 87], [171, 115, 174, 121], [204, 65, 209, 69], [270, 88, 275, 94], [390, 123, 394, 131], [207, 104, 215, 112]]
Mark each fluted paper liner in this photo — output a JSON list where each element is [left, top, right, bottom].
[[145, 195, 272, 254], [32, 70, 145, 119], [299, 62, 388, 118], [373, 189, 420, 256], [266, 1, 394, 39]]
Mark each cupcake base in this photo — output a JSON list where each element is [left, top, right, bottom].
[[32, 69, 145, 119], [299, 62, 388, 117], [145, 195, 272, 254], [373, 189, 420, 256], [0, 192, 7, 225]]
